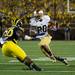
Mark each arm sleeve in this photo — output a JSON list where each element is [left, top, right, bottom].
[[41, 15, 50, 24]]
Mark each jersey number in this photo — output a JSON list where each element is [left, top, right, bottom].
[[37, 25, 47, 33], [3, 28, 13, 37]]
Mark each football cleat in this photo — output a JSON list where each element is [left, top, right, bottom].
[[63, 58, 69, 66], [30, 63, 42, 71]]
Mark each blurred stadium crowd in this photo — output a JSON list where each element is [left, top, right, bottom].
[[0, 0, 75, 40]]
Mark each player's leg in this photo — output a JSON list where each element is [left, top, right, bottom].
[[2, 41, 41, 71], [40, 45, 56, 62], [39, 35, 56, 61], [39, 35, 68, 65], [54, 55, 68, 65], [40, 44, 68, 65]]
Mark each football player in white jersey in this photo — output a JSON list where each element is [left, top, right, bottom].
[[29, 10, 68, 65]]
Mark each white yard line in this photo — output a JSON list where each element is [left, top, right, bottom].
[[8, 57, 75, 63], [0, 57, 75, 73]]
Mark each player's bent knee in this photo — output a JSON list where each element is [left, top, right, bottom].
[[40, 45, 47, 49]]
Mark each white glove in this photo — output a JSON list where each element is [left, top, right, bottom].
[[24, 35, 32, 40]]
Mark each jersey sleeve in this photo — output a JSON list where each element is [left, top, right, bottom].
[[41, 15, 50, 24], [30, 18, 37, 26]]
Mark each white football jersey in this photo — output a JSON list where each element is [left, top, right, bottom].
[[30, 15, 50, 38]]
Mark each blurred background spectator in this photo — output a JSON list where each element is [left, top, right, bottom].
[[0, 0, 75, 40]]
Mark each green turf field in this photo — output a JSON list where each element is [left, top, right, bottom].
[[0, 40, 75, 75]]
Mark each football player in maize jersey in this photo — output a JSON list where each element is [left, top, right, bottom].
[[0, 20, 41, 71], [29, 10, 68, 65]]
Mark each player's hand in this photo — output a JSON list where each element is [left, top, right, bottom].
[[24, 35, 32, 40]]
